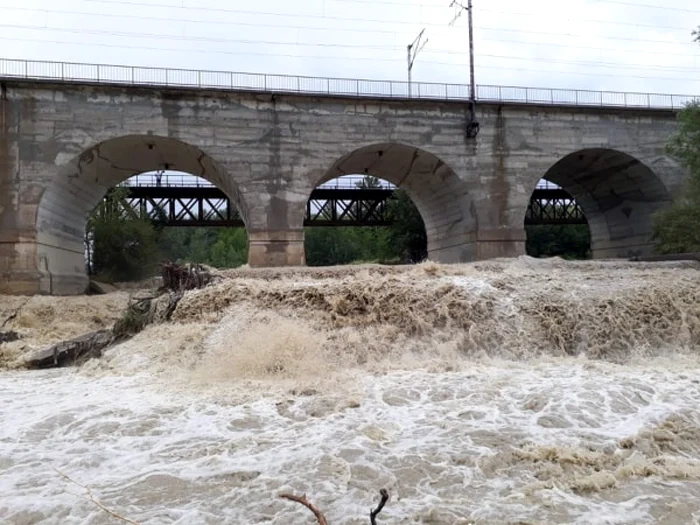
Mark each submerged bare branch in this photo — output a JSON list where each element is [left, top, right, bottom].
[[370, 488, 389, 524], [54, 468, 141, 525], [279, 493, 329, 525]]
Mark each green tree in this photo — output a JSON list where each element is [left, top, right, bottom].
[[526, 224, 591, 259], [386, 189, 427, 262], [209, 228, 248, 267], [305, 227, 362, 266], [652, 205, 700, 254], [652, 99, 700, 253], [651, 29, 700, 254], [667, 101, 700, 199], [87, 187, 161, 282], [158, 227, 248, 267]]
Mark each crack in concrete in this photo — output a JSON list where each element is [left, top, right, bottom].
[[196, 151, 207, 179], [396, 148, 419, 189]]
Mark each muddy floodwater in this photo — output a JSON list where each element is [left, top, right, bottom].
[[1, 257, 700, 524]]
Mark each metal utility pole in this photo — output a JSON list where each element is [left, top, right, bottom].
[[407, 28, 427, 98], [449, 0, 479, 138], [467, 0, 475, 104]]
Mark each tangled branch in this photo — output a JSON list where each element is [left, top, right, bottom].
[[1, 297, 31, 328], [279, 489, 389, 524], [279, 493, 329, 525], [161, 262, 212, 291], [53, 468, 388, 525]]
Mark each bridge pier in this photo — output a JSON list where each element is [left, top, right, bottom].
[[248, 230, 305, 267], [0, 241, 42, 295], [476, 228, 527, 260]]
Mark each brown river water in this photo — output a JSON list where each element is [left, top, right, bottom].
[[1, 257, 700, 525]]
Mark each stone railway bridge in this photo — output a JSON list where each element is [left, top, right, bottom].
[[0, 60, 690, 295]]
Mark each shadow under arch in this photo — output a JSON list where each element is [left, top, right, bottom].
[[310, 142, 476, 264], [536, 148, 672, 259], [36, 135, 248, 294]]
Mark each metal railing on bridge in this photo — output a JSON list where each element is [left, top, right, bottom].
[[1, 57, 696, 110], [121, 173, 396, 190], [121, 173, 561, 191]]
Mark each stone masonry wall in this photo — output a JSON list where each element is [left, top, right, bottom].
[[0, 79, 685, 294]]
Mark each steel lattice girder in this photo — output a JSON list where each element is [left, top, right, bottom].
[[114, 186, 586, 227], [525, 189, 586, 225]]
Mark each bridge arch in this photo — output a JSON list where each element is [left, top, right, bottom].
[[527, 148, 672, 259], [35, 134, 247, 294], [305, 142, 477, 264]]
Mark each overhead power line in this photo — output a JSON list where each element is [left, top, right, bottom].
[[85, 0, 700, 15], [0, 21, 694, 59], [0, 23, 697, 73], [331, 0, 700, 20], [0, 4, 694, 47], [1, 35, 698, 82], [593, 0, 700, 13]]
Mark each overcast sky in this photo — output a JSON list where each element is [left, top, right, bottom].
[[0, 0, 698, 96]]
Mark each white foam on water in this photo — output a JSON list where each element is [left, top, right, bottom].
[[2, 356, 700, 524], [2, 258, 700, 524]]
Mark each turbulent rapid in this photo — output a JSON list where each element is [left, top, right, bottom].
[[2, 257, 700, 524]]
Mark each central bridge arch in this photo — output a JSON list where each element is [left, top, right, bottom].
[[303, 142, 477, 264]]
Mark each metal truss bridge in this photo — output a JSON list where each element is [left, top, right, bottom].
[[113, 176, 586, 227]]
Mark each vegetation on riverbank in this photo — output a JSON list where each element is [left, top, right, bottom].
[[652, 28, 700, 254]]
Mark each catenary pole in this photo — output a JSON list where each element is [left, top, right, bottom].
[[407, 28, 427, 97]]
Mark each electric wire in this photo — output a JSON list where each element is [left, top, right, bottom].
[[2, 1, 682, 46], [2, 35, 698, 83], [1, 4, 697, 53], [329, 0, 700, 12], [1, 23, 697, 73]]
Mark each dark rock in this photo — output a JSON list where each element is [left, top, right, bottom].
[[0, 331, 20, 344]]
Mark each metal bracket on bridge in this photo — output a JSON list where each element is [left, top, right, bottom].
[[465, 100, 480, 139]]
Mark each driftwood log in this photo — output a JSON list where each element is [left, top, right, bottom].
[[25, 263, 210, 369], [25, 330, 114, 369]]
